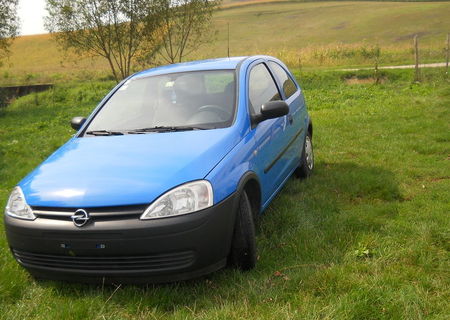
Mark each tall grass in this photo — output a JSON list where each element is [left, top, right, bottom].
[[255, 43, 446, 70], [1, 42, 446, 86]]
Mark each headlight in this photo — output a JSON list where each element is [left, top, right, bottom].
[[140, 180, 213, 220], [5, 187, 36, 220]]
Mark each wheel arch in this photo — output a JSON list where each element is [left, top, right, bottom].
[[308, 119, 313, 138], [227, 171, 260, 269], [236, 171, 262, 220]]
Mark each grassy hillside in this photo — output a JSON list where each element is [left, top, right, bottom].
[[1, 34, 111, 85], [214, 1, 449, 51], [1, 1, 450, 84], [1, 69, 449, 319]]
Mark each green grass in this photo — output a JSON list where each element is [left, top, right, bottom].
[[0, 69, 449, 319], [2, 1, 450, 85]]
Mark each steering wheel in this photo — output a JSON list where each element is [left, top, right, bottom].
[[197, 105, 232, 121]]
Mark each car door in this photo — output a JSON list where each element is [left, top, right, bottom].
[[266, 61, 307, 176], [248, 62, 292, 205]]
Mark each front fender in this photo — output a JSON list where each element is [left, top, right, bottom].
[[206, 132, 257, 205]]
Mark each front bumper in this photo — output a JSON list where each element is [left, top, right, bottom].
[[4, 193, 237, 283]]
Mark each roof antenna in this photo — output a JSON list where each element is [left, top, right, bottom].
[[227, 22, 230, 58]]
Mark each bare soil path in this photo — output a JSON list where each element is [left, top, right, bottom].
[[343, 62, 447, 71]]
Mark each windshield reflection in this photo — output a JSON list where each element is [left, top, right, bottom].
[[85, 70, 236, 134]]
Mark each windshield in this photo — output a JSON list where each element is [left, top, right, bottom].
[[84, 70, 236, 134]]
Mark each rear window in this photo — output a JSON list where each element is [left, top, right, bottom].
[[205, 72, 234, 94]]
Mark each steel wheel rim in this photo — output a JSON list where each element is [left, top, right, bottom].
[[305, 136, 314, 170]]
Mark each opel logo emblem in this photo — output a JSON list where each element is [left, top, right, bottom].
[[71, 209, 90, 227]]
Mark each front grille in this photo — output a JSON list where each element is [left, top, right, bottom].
[[13, 249, 195, 272], [32, 205, 147, 221]]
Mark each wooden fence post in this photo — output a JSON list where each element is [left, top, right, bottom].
[[297, 50, 302, 71], [414, 34, 420, 82], [374, 43, 381, 84], [227, 22, 230, 58], [446, 33, 449, 77]]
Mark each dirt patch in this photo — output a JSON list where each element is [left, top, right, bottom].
[[345, 77, 386, 85], [332, 22, 347, 30], [395, 32, 430, 42]]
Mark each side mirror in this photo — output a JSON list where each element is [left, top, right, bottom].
[[252, 101, 289, 125], [70, 116, 86, 131]]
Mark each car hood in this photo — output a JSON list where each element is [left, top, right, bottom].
[[20, 129, 240, 207]]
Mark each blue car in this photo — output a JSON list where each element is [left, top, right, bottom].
[[4, 56, 314, 283]]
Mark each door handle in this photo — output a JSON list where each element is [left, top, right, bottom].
[[288, 114, 293, 125]]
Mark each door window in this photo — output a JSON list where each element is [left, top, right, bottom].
[[268, 61, 297, 99], [248, 64, 281, 115]]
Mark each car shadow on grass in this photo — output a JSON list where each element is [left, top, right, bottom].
[[257, 161, 402, 265], [31, 161, 403, 313]]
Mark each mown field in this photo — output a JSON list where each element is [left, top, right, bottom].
[[0, 69, 448, 319], [2, 1, 450, 85]]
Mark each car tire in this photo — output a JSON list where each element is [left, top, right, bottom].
[[295, 132, 314, 179], [229, 190, 256, 271]]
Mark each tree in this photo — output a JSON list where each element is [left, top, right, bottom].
[[155, 0, 219, 64], [45, 0, 220, 81], [0, 0, 19, 61], [45, 0, 163, 81]]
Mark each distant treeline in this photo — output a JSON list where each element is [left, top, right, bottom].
[[222, 0, 450, 7], [307, 0, 449, 2], [272, 0, 450, 2]]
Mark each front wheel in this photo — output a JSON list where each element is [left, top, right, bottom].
[[295, 132, 314, 178], [229, 191, 256, 271]]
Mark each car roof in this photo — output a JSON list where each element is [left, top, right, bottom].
[[133, 56, 251, 79]]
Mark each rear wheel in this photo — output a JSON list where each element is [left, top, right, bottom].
[[229, 190, 256, 270], [295, 132, 314, 178]]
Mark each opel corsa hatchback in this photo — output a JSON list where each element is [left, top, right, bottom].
[[4, 56, 314, 283]]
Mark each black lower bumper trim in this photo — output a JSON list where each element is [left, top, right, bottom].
[[27, 259, 227, 284], [5, 193, 238, 283], [13, 249, 196, 273]]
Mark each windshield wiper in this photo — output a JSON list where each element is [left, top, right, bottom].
[[85, 130, 124, 136], [128, 126, 209, 133]]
